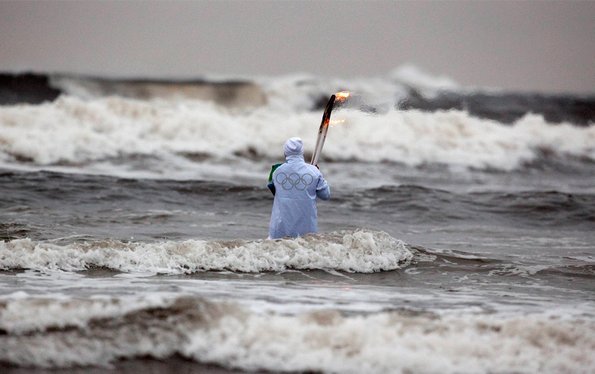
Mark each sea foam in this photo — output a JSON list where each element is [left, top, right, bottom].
[[1, 296, 593, 373], [0, 230, 412, 274], [0, 95, 593, 173]]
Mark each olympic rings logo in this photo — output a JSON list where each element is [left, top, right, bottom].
[[275, 172, 315, 191]]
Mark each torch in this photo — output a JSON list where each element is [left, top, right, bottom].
[[311, 91, 349, 165]]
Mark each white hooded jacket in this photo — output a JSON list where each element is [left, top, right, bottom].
[[268, 137, 330, 239]]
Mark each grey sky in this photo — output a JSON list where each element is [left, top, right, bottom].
[[1, 1, 594, 93]]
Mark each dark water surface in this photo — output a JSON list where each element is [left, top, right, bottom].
[[1, 73, 594, 372]]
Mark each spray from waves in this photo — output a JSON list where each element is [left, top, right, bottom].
[[46, 64, 441, 110], [0, 230, 412, 274], [1, 295, 593, 373], [1, 65, 459, 110], [390, 64, 460, 97], [0, 95, 593, 171], [48, 75, 268, 108]]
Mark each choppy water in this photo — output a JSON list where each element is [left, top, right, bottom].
[[0, 70, 594, 373]]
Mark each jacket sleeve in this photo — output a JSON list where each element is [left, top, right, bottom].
[[315, 174, 330, 200]]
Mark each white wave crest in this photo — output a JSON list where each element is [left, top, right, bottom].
[[390, 64, 461, 97], [323, 109, 595, 170], [0, 293, 177, 334], [0, 230, 412, 274], [1, 296, 593, 373], [0, 95, 593, 171]]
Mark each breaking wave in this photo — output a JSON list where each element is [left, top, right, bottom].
[[1, 295, 593, 373], [0, 95, 593, 172], [0, 230, 412, 274]]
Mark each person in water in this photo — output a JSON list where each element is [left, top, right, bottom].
[[267, 137, 331, 239]]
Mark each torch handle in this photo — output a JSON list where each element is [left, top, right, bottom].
[[311, 94, 336, 165]]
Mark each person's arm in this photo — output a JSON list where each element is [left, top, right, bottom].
[[315, 174, 330, 200]]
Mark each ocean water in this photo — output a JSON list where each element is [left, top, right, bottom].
[[0, 69, 594, 373]]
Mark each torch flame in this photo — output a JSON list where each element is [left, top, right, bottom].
[[335, 91, 350, 102], [329, 119, 346, 127]]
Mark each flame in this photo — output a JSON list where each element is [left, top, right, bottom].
[[329, 119, 346, 127], [335, 91, 350, 102]]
